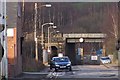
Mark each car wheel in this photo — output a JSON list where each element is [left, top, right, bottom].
[[69, 67, 72, 71], [50, 67, 52, 70], [55, 68, 58, 72], [50, 65, 52, 70]]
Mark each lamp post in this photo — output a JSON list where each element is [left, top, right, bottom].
[[34, 3, 38, 61], [34, 3, 51, 61], [41, 23, 54, 49], [51, 30, 60, 52], [79, 38, 84, 63], [49, 30, 60, 53], [47, 26, 57, 53], [56, 31, 60, 52], [41, 23, 54, 64]]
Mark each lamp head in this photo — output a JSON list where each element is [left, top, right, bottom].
[[79, 38, 84, 42], [56, 31, 60, 33], [52, 26, 57, 29], [49, 23, 54, 25], [45, 4, 51, 7]]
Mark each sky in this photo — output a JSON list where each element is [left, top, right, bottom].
[[3, 0, 120, 2]]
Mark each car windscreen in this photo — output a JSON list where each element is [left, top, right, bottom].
[[101, 57, 110, 60], [54, 57, 69, 62]]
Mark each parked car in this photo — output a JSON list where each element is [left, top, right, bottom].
[[100, 56, 111, 64], [50, 56, 72, 72]]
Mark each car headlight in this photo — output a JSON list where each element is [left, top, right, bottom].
[[55, 64, 59, 67], [67, 63, 71, 66]]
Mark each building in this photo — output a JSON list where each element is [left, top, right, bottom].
[[6, 2, 22, 78], [7, 28, 17, 77]]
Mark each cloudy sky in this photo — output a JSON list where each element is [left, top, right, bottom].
[[4, 0, 120, 2]]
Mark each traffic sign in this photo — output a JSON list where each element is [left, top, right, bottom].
[[0, 40, 4, 61]]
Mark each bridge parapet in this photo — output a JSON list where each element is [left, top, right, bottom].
[[63, 33, 106, 39]]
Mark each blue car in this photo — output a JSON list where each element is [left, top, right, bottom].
[[50, 56, 72, 72]]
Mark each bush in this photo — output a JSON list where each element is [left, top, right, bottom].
[[23, 58, 45, 72]]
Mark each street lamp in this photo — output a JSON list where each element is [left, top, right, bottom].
[[43, 4, 51, 7], [79, 38, 84, 43], [48, 26, 57, 53], [34, 3, 52, 61], [41, 23, 54, 49], [56, 31, 60, 33], [79, 38, 84, 62]]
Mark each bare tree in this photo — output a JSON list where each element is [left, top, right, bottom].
[[111, 13, 118, 40]]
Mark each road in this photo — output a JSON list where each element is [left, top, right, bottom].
[[46, 64, 119, 79], [8, 64, 119, 80]]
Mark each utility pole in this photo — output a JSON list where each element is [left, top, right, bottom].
[[0, 0, 8, 79], [34, 3, 38, 61]]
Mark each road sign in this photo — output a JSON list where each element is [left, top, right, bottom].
[[0, 42, 4, 61], [91, 56, 98, 60]]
